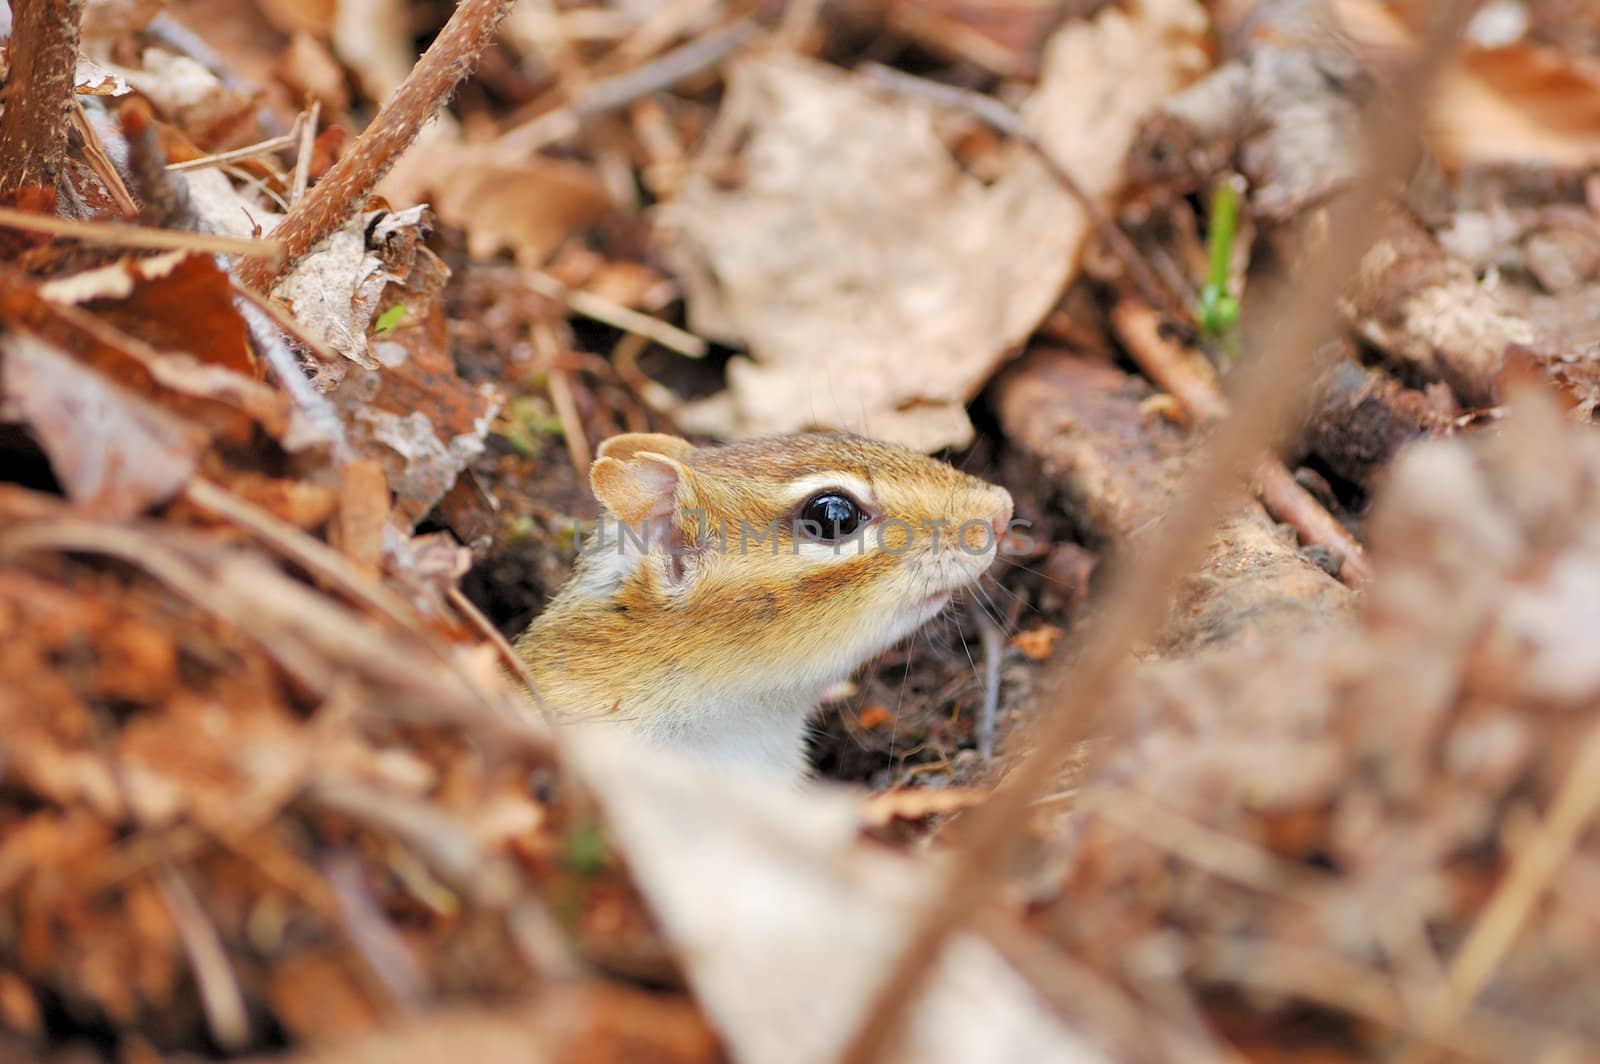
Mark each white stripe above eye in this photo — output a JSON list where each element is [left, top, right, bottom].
[[783, 473, 877, 510]]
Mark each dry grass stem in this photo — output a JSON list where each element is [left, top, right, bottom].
[[499, 17, 762, 154], [291, 101, 320, 204], [1435, 717, 1600, 1025], [157, 864, 251, 1050], [838, 4, 1485, 1059], [525, 269, 708, 357], [166, 124, 302, 173], [0, 203, 285, 257], [447, 584, 557, 728]]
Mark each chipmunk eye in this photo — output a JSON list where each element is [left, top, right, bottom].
[[798, 492, 865, 542]]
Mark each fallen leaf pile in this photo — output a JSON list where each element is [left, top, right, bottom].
[[4, 0, 1600, 1061], [1038, 386, 1600, 1060]]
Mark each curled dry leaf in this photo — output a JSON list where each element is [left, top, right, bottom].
[[568, 732, 1108, 1064], [309, 209, 502, 528], [0, 332, 202, 518], [661, 0, 1208, 451], [116, 47, 263, 148], [74, 56, 131, 96], [1130, 0, 1368, 220], [272, 218, 389, 369]]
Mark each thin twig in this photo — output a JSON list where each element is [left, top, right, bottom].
[[1110, 299, 1373, 587], [612, 330, 682, 413], [180, 483, 550, 748], [837, 5, 1483, 1060], [497, 17, 762, 154], [0, 203, 283, 257], [307, 777, 500, 897], [157, 864, 251, 1051], [532, 317, 594, 473], [291, 100, 320, 204], [119, 97, 201, 230], [166, 124, 302, 173], [446, 584, 556, 729], [613, 0, 722, 64], [980, 913, 1238, 1064], [776, 0, 827, 48], [1080, 785, 1332, 897], [235, 0, 518, 291], [1254, 463, 1372, 584], [861, 62, 1185, 321], [525, 269, 707, 358], [183, 479, 423, 631], [325, 853, 431, 1009], [1433, 717, 1600, 1026]]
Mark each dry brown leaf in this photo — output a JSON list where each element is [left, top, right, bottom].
[[877, 0, 1066, 77], [257, 0, 336, 37], [41, 250, 256, 377], [426, 150, 613, 267], [1431, 44, 1600, 168], [568, 732, 1108, 1064], [74, 55, 130, 96], [1337, 0, 1600, 169], [0, 332, 202, 518], [264, 205, 500, 528], [332, 0, 413, 102], [279, 30, 351, 115], [1010, 624, 1062, 661], [661, 1, 1208, 451], [116, 47, 263, 148], [272, 220, 388, 369]]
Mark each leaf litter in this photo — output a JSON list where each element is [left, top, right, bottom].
[[2, 0, 1600, 1062]]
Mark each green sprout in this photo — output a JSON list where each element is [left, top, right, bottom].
[[373, 304, 408, 335], [1197, 173, 1246, 357], [499, 396, 565, 456]]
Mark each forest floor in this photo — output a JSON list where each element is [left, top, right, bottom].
[[3, 0, 1600, 1061]]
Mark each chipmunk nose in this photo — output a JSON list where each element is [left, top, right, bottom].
[[988, 488, 1014, 548]]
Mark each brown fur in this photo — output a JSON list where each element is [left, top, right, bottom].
[[514, 432, 1012, 774]]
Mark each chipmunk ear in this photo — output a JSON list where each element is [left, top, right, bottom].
[[596, 432, 696, 464], [590, 450, 684, 527]]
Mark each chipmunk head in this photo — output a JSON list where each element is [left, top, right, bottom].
[[575, 431, 1014, 693]]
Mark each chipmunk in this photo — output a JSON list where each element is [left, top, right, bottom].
[[514, 432, 1014, 780]]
